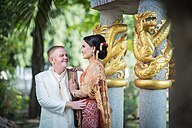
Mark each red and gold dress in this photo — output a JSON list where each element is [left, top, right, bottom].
[[77, 60, 112, 128]]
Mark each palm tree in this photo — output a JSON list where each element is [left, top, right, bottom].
[[30, 0, 53, 118], [9, 0, 52, 118]]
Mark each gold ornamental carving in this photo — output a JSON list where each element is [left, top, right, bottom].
[[93, 20, 128, 87], [133, 11, 174, 89]]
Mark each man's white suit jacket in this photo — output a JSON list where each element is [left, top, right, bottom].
[[35, 69, 75, 128]]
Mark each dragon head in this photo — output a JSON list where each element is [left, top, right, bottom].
[[135, 11, 157, 34]]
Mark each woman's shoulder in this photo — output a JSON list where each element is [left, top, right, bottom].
[[88, 60, 105, 75], [91, 60, 104, 68]]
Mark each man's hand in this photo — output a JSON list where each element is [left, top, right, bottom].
[[66, 99, 87, 110], [71, 66, 83, 72]]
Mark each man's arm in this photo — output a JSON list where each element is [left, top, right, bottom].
[[66, 99, 87, 110], [35, 74, 86, 115], [35, 74, 66, 115]]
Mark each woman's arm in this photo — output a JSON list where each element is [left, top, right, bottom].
[[69, 77, 88, 98], [69, 61, 103, 99], [72, 89, 87, 98]]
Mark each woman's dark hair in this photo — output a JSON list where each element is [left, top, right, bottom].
[[83, 34, 108, 59]]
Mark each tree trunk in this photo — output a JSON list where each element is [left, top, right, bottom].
[[28, 0, 52, 118]]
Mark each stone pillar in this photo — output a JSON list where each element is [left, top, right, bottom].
[[133, 0, 173, 128], [100, 9, 124, 128], [100, 9, 123, 26]]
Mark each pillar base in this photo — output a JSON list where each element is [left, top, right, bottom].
[[107, 78, 128, 87], [134, 79, 173, 90]]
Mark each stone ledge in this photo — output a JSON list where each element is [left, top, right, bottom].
[[91, 0, 140, 14]]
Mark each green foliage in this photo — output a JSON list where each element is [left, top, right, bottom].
[[0, 1, 29, 119], [1, 0, 139, 122], [0, 1, 15, 75], [0, 0, 35, 70], [8, 0, 38, 38], [0, 38, 16, 74], [123, 15, 139, 123], [44, 4, 99, 68], [0, 0, 100, 70], [0, 0, 100, 119], [124, 81, 139, 120], [0, 80, 29, 119], [54, 0, 91, 12], [123, 15, 135, 51], [124, 51, 139, 123]]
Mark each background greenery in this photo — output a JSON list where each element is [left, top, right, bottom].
[[0, 0, 139, 127]]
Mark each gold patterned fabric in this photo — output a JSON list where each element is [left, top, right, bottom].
[[79, 60, 112, 128]]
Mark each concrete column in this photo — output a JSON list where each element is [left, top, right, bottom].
[[137, 0, 168, 128], [100, 9, 124, 128]]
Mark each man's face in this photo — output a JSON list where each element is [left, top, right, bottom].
[[50, 48, 68, 68]]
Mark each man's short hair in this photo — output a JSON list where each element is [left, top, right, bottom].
[[47, 45, 65, 62]]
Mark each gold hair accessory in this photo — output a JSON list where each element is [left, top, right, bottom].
[[100, 43, 103, 51], [96, 50, 99, 59], [100, 42, 108, 51]]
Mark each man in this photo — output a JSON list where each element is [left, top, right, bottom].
[[35, 45, 86, 128]]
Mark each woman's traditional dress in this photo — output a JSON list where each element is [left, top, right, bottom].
[[77, 60, 112, 128]]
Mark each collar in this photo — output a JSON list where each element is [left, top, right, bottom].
[[52, 69, 67, 82]]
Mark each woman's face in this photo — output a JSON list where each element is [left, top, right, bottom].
[[81, 40, 94, 59]]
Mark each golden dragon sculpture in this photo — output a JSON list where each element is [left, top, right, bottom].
[[93, 20, 128, 78], [133, 11, 173, 79]]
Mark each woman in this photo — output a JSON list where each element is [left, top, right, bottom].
[[69, 34, 112, 128]]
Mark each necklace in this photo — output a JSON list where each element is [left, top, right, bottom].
[[52, 69, 66, 89]]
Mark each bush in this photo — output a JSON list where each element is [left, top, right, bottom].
[[0, 79, 29, 120]]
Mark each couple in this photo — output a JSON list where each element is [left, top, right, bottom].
[[35, 34, 112, 128]]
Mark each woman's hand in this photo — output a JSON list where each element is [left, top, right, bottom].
[[69, 76, 77, 93], [71, 66, 83, 72]]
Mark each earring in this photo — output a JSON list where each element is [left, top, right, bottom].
[[92, 50, 95, 56]]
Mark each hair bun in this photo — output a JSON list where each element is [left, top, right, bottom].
[[98, 50, 107, 59]]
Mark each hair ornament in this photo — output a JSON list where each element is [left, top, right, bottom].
[[96, 50, 99, 60], [100, 42, 108, 51], [102, 42, 108, 47], [100, 43, 103, 51]]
